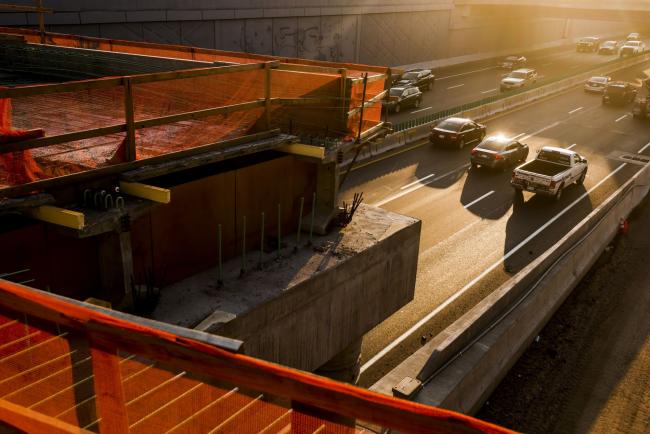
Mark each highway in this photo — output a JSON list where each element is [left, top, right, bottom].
[[341, 59, 650, 387], [388, 40, 650, 125]]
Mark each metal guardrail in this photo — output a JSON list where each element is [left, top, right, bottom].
[[391, 52, 650, 132]]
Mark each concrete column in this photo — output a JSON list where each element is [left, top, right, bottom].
[[98, 230, 134, 307], [314, 338, 362, 384], [313, 161, 340, 234]]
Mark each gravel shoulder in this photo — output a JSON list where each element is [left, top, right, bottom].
[[476, 195, 650, 434]]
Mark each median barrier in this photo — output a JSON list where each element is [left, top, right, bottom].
[[371, 157, 650, 415], [341, 53, 650, 169]]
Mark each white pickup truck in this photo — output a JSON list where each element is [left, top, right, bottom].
[[511, 146, 588, 201]]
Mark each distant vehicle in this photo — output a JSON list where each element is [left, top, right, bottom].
[[584, 76, 611, 93], [500, 68, 538, 92], [620, 40, 646, 57], [511, 146, 588, 201], [470, 136, 529, 170], [385, 86, 422, 113], [598, 40, 619, 55], [627, 32, 641, 41], [499, 55, 527, 70], [393, 69, 435, 91], [632, 97, 650, 119], [576, 37, 600, 53], [429, 117, 486, 149], [602, 82, 637, 105]]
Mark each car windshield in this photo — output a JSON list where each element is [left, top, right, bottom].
[[538, 150, 571, 165], [435, 119, 465, 132], [590, 77, 608, 83], [626, 41, 641, 46], [504, 56, 518, 61], [402, 72, 420, 80], [509, 71, 527, 79], [389, 88, 405, 97], [477, 138, 508, 152], [603, 41, 616, 47]]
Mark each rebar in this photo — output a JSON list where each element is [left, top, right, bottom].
[[241, 216, 247, 275], [295, 197, 304, 250], [309, 193, 316, 245]]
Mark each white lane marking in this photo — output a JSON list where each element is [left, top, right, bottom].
[[437, 66, 497, 80], [639, 142, 650, 153], [566, 143, 577, 150], [511, 133, 526, 140], [521, 121, 560, 141], [568, 107, 583, 114], [481, 88, 497, 94], [400, 173, 436, 190], [360, 160, 632, 374], [374, 164, 470, 207], [463, 191, 495, 209], [615, 114, 629, 122], [411, 106, 433, 114], [447, 84, 465, 90]]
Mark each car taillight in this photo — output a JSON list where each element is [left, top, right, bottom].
[[549, 180, 557, 189], [495, 154, 503, 160], [471, 149, 478, 155], [450, 135, 458, 140]]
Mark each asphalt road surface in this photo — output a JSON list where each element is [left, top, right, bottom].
[[387, 40, 650, 126], [340, 60, 650, 387]]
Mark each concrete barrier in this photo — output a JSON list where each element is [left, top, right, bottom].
[[372, 159, 650, 414], [341, 53, 650, 168]]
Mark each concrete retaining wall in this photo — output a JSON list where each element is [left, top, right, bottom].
[[372, 148, 650, 414]]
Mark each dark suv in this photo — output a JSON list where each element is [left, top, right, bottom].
[[602, 82, 637, 105], [576, 37, 600, 53], [385, 86, 423, 113], [394, 69, 435, 91], [429, 117, 486, 149]]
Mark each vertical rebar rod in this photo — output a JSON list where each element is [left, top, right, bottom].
[[259, 212, 265, 268], [309, 193, 316, 244], [218, 224, 223, 285], [296, 197, 304, 248], [277, 204, 282, 259], [241, 216, 247, 274], [37, 0, 45, 44]]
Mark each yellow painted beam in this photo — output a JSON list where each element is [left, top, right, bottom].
[[26, 206, 84, 230], [120, 181, 171, 204], [278, 143, 326, 159]]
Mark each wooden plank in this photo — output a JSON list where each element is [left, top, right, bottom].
[[0, 279, 512, 434], [128, 62, 277, 85], [276, 63, 343, 76], [133, 100, 266, 130], [277, 144, 325, 160], [25, 206, 85, 230], [347, 90, 387, 117], [89, 338, 129, 434], [119, 181, 170, 204], [273, 97, 339, 106], [0, 124, 126, 154], [349, 73, 387, 85], [0, 77, 124, 99], [265, 63, 272, 130], [0, 399, 91, 434], [0, 4, 52, 13], [123, 78, 136, 162], [0, 130, 284, 198]]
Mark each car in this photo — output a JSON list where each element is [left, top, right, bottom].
[[620, 40, 646, 57], [429, 117, 486, 149], [598, 40, 619, 55], [576, 37, 600, 53], [499, 55, 527, 70], [633, 97, 650, 119], [470, 136, 529, 170], [500, 68, 538, 92], [627, 32, 641, 41], [393, 69, 435, 91], [584, 76, 611, 93], [602, 82, 637, 105], [385, 86, 422, 113]]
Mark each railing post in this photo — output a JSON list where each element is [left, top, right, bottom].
[[89, 337, 129, 434], [339, 68, 347, 121], [123, 77, 137, 161], [37, 0, 45, 44], [264, 62, 272, 130]]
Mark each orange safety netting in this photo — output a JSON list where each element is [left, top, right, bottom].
[[0, 278, 515, 434]]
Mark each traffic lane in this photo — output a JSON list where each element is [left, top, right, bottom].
[[355, 97, 650, 386], [388, 42, 650, 125]]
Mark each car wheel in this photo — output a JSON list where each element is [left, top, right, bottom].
[[471, 161, 478, 169], [395, 104, 401, 113], [554, 184, 563, 202], [458, 139, 465, 150], [513, 188, 524, 203], [577, 170, 587, 185]]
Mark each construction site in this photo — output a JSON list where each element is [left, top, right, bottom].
[[0, 2, 517, 433]]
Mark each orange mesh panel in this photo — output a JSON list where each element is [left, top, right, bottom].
[[347, 77, 385, 139]]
